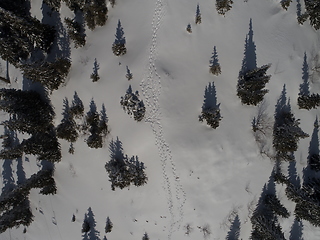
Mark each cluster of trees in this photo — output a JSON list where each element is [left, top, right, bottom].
[[105, 138, 147, 191], [56, 93, 108, 149], [199, 82, 222, 129], [120, 85, 146, 122]]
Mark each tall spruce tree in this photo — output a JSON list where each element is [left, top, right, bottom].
[[112, 20, 127, 56]]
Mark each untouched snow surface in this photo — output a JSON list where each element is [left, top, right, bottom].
[[1, 0, 320, 239]]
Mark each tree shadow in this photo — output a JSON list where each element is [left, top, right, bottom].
[[202, 82, 219, 110], [274, 84, 288, 124], [241, 18, 257, 74], [100, 104, 108, 123], [226, 214, 241, 240], [109, 137, 125, 161], [114, 20, 126, 45], [210, 46, 219, 67], [288, 158, 301, 188], [89, 99, 98, 115], [1, 159, 15, 194], [41, 2, 71, 61], [289, 218, 304, 240], [82, 207, 100, 240], [299, 52, 310, 96]]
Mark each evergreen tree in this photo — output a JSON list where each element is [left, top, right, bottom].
[[195, 4, 201, 24], [56, 98, 79, 142], [86, 100, 103, 148], [237, 64, 271, 106], [305, 0, 320, 30], [127, 156, 148, 187], [273, 87, 309, 161], [142, 232, 149, 240], [112, 20, 127, 56], [0, 89, 55, 134], [186, 23, 192, 33], [70, 91, 84, 117], [281, 0, 292, 10], [209, 46, 221, 76], [83, 0, 108, 30], [105, 216, 113, 233], [65, 17, 86, 48], [0, 7, 55, 66], [216, 0, 233, 15], [20, 58, 71, 91], [199, 82, 222, 129], [120, 86, 146, 122], [90, 58, 100, 82]]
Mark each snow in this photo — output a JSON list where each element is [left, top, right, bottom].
[[1, 0, 320, 239]]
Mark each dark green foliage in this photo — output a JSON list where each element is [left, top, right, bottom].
[[72, 214, 76, 222], [237, 64, 271, 106], [273, 99, 308, 160], [216, 0, 233, 15], [0, 7, 55, 66], [70, 91, 84, 117], [65, 17, 86, 48], [84, 0, 108, 30], [209, 46, 221, 76], [105, 216, 113, 233], [0, 128, 23, 160], [120, 86, 146, 122], [0, 169, 56, 232], [44, 0, 62, 11], [112, 20, 127, 56], [0, 89, 55, 134], [85, 100, 108, 148], [309, 154, 320, 172], [105, 138, 147, 190], [63, 0, 85, 11], [297, 93, 320, 109], [265, 194, 290, 218], [82, 218, 90, 233], [304, 0, 320, 30], [186, 23, 192, 33], [22, 131, 62, 163], [20, 58, 71, 91], [0, 0, 31, 17], [56, 98, 78, 142], [281, 0, 292, 10]]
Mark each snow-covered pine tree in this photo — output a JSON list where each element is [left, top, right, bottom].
[[142, 232, 150, 240], [237, 64, 271, 106], [127, 156, 148, 187], [70, 91, 84, 117], [85, 99, 103, 148], [209, 46, 221, 76], [305, 0, 320, 30], [215, 0, 233, 16], [112, 20, 127, 56], [83, 0, 108, 30], [120, 86, 146, 121]]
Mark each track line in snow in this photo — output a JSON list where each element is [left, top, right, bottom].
[[140, 0, 186, 238]]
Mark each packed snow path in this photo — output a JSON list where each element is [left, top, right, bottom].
[[140, 0, 186, 238]]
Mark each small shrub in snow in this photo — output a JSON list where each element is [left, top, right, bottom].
[[281, 0, 292, 10], [120, 86, 146, 122], [105, 216, 113, 233], [186, 23, 192, 33]]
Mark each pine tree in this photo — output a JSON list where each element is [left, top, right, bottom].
[[65, 17, 86, 48], [70, 91, 84, 117], [209, 46, 221, 75], [216, 0, 233, 15], [20, 58, 71, 91], [56, 98, 79, 142], [90, 58, 100, 82], [186, 23, 192, 33], [281, 0, 292, 10], [112, 20, 127, 56], [273, 89, 309, 160], [0, 7, 55, 66], [105, 216, 113, 233], [237, 64, 271, 106], [142, 232, 149, 240], [85, 100, 103, 148], [305, 0, 320, 30], [83, 0, 108, 30], [195, 4, 201, 24], [120, 86, 146, 121]]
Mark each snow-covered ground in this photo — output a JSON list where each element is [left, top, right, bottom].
[[1, 0, 320, 239]]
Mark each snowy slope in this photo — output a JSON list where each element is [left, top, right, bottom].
[[1, 0, 320, 239]]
